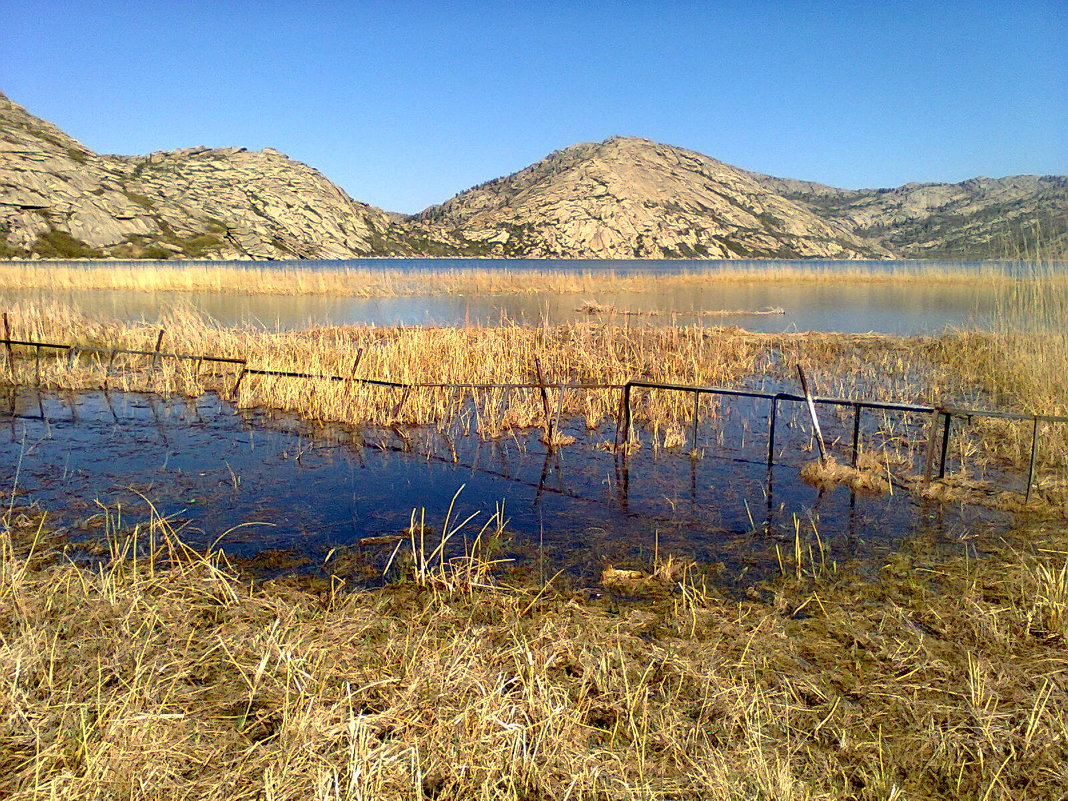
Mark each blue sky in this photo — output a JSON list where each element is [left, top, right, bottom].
[[4, 1, 1065, 213]]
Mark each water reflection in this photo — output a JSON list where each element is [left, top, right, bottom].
[[2, 388, 1005, 588], [0, 259, 1010, 334]]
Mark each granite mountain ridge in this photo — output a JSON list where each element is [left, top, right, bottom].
[[1, 92, 1063, 261]]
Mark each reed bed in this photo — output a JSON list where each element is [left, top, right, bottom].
[[1, 502, 1066, 800], [3, 299, 1067, 479], [0, 261, 1027, 298]]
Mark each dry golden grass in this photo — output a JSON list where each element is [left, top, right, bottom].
[[2, 269, 1067, 797], [3, 297, 1067, 477], [927, 263, 1068, 467], [0, 261, 1025, 298], [799, 456, 891, 494], [0, 301, 772, 434], [1, 503, 1066, 800]]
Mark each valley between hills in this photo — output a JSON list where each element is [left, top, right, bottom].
[[1, 91, 1064, 261]]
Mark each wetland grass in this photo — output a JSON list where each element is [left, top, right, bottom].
[[0, 261, 1029, 298], [1, 503, 1066, 800], [3, 299, 1067, 485], [2, 269, 1067, 798]]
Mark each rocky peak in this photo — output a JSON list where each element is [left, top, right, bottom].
[[414, 136, 891, 259], [1, 91, 1063, 261], [0, 92, 432, 260]]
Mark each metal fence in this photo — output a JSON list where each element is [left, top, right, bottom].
[[3, 312, 1066, 499]]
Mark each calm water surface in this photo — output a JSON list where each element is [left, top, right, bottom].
[[3, 388, 1007, 588], [4, 259, 1014, 334]]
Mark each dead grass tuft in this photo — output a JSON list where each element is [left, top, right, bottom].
[[800, 456, 891, 494], [2, 505, 1067, 800]]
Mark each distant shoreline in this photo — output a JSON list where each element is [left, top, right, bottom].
[[0, 261, 1050, 302]]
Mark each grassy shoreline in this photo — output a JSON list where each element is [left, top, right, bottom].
[[2, 267, 1066, 797], [0, 261, 1039, 298], [1, 503, 1066, 800]]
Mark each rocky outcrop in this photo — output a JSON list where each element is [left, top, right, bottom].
[[758, 173, 1068, 259], [2, 91, 1064, 261], [0, 92, 434, 260], [412, 138, 893, 259]]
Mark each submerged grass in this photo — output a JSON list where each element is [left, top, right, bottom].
[[1, 503, 1066, 800], [0, 261, 1034, 298], [2, 266, 1066, 797], [2, 293, 1067, 477]]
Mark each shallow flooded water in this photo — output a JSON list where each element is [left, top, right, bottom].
[[3, 258, 1005, 334], [3, 388, 1008, 589]]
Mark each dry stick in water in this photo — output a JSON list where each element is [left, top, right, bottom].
[[151, 329, 166, 372], [533, 356, 552, 442], [796, 364, 828, 464], [922, 410, 943, 484]]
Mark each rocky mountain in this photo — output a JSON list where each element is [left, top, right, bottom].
[[0, 91, 442, 260], [412, 137, 893, 259], [755, 173, 1068, 260], [1, 90, 1064, 261]]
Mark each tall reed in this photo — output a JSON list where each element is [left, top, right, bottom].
[[0, 261, 1020, 298], [3, 298, 1066, 476]]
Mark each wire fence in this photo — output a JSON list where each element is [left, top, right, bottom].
[[3, 312, 1066, 499]]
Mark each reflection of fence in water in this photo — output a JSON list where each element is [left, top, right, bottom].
[[3, 314, 1066, 501]]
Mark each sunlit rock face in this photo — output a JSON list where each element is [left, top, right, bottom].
[[2, 92, 1064, 261], [413, 137, 894, 260], [0, 92, 419, 260]]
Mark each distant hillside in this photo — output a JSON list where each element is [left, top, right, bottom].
[[411, 137, 892, 259], [0, 91, 444, 260], [754, 173, 1068, 260], [1, 91, 1064, 260]]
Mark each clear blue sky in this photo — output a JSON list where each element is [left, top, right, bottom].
[[4, 0, 1065, 213]]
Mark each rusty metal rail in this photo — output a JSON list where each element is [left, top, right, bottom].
[[619, 378, 1068, 500], [3, 323, 1066, 499]]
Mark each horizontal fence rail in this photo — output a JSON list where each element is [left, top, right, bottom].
[[3, 321, 1066, 500]]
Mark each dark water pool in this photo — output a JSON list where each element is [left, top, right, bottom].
[[2, 388, 1008, 588]]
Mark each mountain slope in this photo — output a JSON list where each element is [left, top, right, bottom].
[[2, 91, 1064, 261], [412, 137, 892, 259], [0, 91, 436, 260], [756, 173, 1068, 259]]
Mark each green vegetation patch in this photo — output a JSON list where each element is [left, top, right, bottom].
[[178, 233, 224, 258], [31, 229, 100, 259], [122, 190, 156, 210], [0, 240, 27, 259]]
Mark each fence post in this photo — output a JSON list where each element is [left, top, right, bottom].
[[922, 409, 943, 484], [767, 395, 778, 467], [534, 356, 552, 442], [938, 413, 953, 479], [851, 403, 862, 466], [691, 390, 700, 455], [103, 349, 118, 391], [232, 363, 248, 398], [390, 386, 412, 421], [2, 312, 13, 377], [550, 381, 568, 448], [151, 329, 166, 372]]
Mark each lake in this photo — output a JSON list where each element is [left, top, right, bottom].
[[3, 387, 1009, 588], [1, 258, 1017, 334]]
